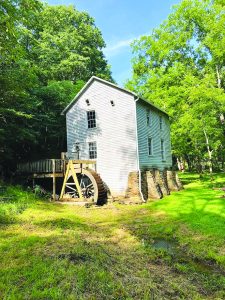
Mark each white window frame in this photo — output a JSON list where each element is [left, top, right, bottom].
[[87, 110, 96, 129], [161, 139, 165, 161], [147, 137, 153, 156], [88, 141, 97, 159]]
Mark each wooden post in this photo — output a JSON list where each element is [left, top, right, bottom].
[[60, 160, 70, 200], [52, 159, 56, 201]]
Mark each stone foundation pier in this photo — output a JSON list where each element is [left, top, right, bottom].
[[125, 169, 183, 202]]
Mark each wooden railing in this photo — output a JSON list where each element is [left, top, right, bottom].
[[17, 159, 64, 174], [17, 159, 97, 175]]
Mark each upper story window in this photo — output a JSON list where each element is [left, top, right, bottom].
[[89, 142, 97, 159], [87, 110, 96, 128], [147, 110, 152, 127], [159, 116, 163, 130], [161, 139, 165, 161], [148, 137, 153, 156]]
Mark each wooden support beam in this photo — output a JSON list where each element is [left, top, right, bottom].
[[60, 161, 84, 201], [52, 159, 56, 201], [32, 173, 63, 178], [70, 161, 83, 200], [71, 160, 96, 164]]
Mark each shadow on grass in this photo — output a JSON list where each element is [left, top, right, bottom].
[[34, 202, 69, 212], [180, 172, 225, 190], [179, 173, 201, 185], [141, 188, 225, 238], [36, 217, 91, 231]]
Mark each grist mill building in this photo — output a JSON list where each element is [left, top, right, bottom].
[[62, 76, 181, 201]]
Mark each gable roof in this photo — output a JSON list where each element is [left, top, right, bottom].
[[61, 76, 168, 116]]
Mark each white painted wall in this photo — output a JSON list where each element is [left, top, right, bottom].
[[66, 79, 138, 196]]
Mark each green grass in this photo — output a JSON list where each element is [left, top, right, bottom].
[[0, 173, 225, 299], [0, 184, 37, 224]]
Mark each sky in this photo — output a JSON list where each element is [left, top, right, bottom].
[[47, 0, 181, 86]]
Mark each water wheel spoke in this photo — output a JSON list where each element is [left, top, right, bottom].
[[66, 185, 77, 191], [80, 177, 85, 188], [86, 183, 93, 188], [62, 166, 107, 203], [67, 190, 77, 195]]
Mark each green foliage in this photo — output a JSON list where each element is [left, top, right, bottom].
[[0, 1, 42, 168], [128, 0, 225, 171], [0, 1, 113, 173], [30, 80, 82, 159], [0, 0, 42, 63], [32, 5, 112, 82], [0, 184, 38, 224]]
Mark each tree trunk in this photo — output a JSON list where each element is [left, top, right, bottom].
[[177, 157, 184, 171], [216, 65, 225, 125], [216, 65, 221, 89], [203, 128, 213, 174], [185, 154, 192, 171]]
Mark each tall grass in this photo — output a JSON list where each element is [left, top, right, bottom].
[[0, 184, 39, 224]]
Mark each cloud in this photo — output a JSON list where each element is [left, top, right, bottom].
[[104, 33, 149, 58], [104, 38, 134, 56], [104, 35, 143, 58]]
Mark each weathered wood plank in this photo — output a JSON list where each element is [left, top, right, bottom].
[[17, 159, 64, 174], [32, 173, 63, 178]]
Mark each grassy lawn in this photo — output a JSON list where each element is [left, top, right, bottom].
[[0, 173, 225, 299]]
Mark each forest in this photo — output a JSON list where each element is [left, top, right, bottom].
[[1, 0, 225, 176], [127, 0, 225, 173], [0, 0, 113, 176]]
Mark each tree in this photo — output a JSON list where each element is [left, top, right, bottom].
[[27, 5, 113, 161], [0, 0, 42, 63], [31, 80, 84, 159], [32, 5, 112, 83], [0, 2, 113, 176], [127, 0, 225, 173], [0, 0, 42, 172]]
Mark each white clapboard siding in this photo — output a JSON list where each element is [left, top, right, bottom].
[[66, 79, 138, 195], [136, 100, 172, 170]]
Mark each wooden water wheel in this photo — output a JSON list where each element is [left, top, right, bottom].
[[60, 161, 107, 204]]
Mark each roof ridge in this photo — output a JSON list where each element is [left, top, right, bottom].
[[61, 76, 168, 116]]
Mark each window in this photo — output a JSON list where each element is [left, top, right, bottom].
[[147, 110, 152, 126], [161, 139, 165, 160], [89, 142, 97, 159], [148, 137, 153, 156], [159, 116, 163, 130], [87, 110, 96, 128]]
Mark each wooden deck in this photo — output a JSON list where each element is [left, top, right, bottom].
[[17, 159, 97, 201]]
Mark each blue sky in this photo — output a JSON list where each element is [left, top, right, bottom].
[[47, 0, 181, 86]]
